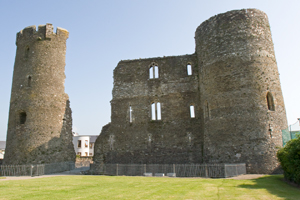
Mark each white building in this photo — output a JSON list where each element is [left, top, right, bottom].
[[72, 133, 98, 157], [0, 141, 6, 159]]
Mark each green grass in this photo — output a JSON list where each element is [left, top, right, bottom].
[[0, 175, 299, 199]]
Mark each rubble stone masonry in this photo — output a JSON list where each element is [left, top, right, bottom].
[[4, 24, 76, 165], [93, 9, 288, 174]]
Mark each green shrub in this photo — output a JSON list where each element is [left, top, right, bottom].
[[277, 135, 300, 184]]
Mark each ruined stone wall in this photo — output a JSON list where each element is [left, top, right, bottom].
[[195, 9, 287, 173], [4, 24, 76, 165], [94, 55, 203, 164], [93, 8, 288, 174]]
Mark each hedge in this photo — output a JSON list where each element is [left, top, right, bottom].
[[277, 135, 300, 184]]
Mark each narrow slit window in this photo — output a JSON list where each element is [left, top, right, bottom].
[[190, 105, 195, 118], [129, 106, 133, 123], [205, 101, 210, 119], [149, 67, 154, 79], [78, 140, 81, 148], [20, 112, 27, 124], [157, 102, 161, 120], [267, 92, 275, 111], [151, 103, 156, 120], [28, 76, 31, 87], [187, 64, 192, 75], [25, 47, 29, 58], [154, 66, 159, 78]]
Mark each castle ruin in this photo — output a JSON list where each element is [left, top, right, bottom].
[[93, 9, 288, 174], [4, 24, 76, 165]]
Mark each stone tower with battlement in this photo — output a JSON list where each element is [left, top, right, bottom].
[[4, 24, 76, 165], [93, 9, 288, 174]]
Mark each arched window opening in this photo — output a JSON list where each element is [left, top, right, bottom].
[[190, 105, 195, 118], [28, 76, 31, 87], [25, 46, 30, 58], [129, 106, 133, 123], [20, 111, 27, 124], [151, 102, 161, 120], [149, 64, 159, 79], [187, 64, 192, 75], [267, 92, 275, 111]]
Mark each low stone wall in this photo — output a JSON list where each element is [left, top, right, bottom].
[[75, 157, 93, 168]]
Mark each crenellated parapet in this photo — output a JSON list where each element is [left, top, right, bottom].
[[16, 23, 68, 45]]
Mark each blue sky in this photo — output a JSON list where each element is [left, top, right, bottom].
[[0, 0, 299, 140]]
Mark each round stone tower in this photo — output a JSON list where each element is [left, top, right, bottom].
[[4, 24, 76, 165], [195, 9, 287, 173]]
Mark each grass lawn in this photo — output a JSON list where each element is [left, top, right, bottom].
[[0, 175, 299, 199]]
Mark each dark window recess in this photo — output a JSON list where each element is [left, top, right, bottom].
[[28, 76, 31, 87], [205, 102, 210, 119], [25, 47, 30, 58], [20, 112, 27, 124], [267, 92, 275, 111]]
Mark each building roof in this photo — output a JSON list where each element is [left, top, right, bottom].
[[73, 135, 98, 143], [0, 141, 6, 149], [90, 136, 98, 143]]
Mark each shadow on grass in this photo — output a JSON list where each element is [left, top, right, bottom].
[[238, 175, 300, 200]]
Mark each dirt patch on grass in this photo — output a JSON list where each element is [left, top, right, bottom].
[[227, 174, 266, 180]]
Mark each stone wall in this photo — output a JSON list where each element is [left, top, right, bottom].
[[4, 24, 76, 165], [94, 9, 288, 174], [94, 55, 203, 164]]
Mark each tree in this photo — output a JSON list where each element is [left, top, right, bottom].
[[277, 135, 300, 184]]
